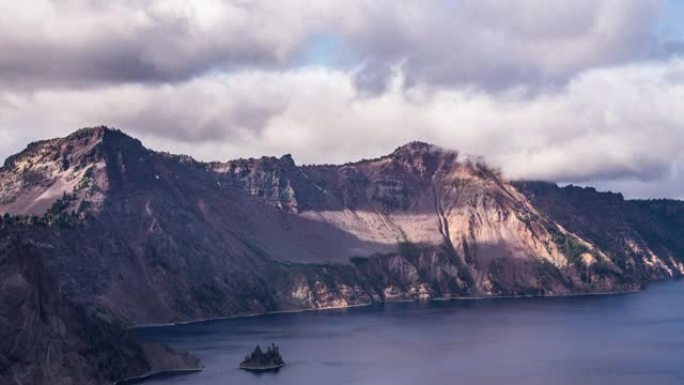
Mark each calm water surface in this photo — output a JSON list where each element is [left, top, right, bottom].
[[137, 280, 684, 385]]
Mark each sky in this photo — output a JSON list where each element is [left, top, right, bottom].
[[1, 0, 683, 199]]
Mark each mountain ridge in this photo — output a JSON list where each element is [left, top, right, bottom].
[[1, 126, 682, 384]]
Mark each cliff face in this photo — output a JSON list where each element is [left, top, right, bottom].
[[0, 128, 110, 216], [0, 127, 682, 383], [217, 141, 667, 296], [514, 182, 684, 281]]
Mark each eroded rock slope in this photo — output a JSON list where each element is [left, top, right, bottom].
[[1, 127, 682, 383]]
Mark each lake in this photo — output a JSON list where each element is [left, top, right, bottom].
[[136, 280, 684, 385]]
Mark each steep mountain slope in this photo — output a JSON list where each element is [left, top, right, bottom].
[[1, 126, 682, 383], [514, 182, 684, 280], [0, 129, 108, 216], [217, 141, 653, 295], [0, 128, 681, 322], [0, 229, 199, 385]]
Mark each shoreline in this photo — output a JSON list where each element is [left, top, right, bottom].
[[133, 302, 373, 329], [132, 287, 643, 330], [436, 288, 642, 301], [114, 368, 202, 385], [239, 364, 285, 372], [121, 285, 665, 384]]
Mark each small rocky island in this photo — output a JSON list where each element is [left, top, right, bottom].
[[239, 344, 285, 372]]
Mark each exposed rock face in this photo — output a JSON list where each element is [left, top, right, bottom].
[[0, 127, 682, 383], [0, 128, 110, 216], [218, 140, 651, 296], [212, 154, 301, 213], [513, 182, 684, 281]]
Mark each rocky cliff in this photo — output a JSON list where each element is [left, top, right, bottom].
[[0, 127, 682, 384], [514, 181, 684, 281]]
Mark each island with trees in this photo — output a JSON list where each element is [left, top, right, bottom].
[[239, 344, 285, 372]]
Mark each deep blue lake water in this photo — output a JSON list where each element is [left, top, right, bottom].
[[137, 280, 684, 385]]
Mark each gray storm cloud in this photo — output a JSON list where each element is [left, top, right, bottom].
[[344, 0, 672, 90], [0, 0, 682, 198], [0, 1, 344, 88], [0, 0, 675, 89]]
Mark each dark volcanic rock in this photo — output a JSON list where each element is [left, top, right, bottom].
[[0, 230, 200, 385]]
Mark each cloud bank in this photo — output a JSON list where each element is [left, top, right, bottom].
[[1, 0, 683, 198]]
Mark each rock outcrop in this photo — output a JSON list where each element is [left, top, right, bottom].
[[514, 181, 684, 281]]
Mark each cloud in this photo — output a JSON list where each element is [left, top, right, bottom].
[[2, 58, 684, 198], [352, 60, 395, 96], [0, 0, 683, 199], [343, 0, 674, 90], [0, 0, 677, 91], [0, 0, 347, 88]]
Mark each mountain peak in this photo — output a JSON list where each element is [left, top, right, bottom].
[[66, 126, 142, 147], [0, 126, 147, 215], [389, 141, 457, 161], [279, 153, 296, 167], [65, 125, 114, 139], [392, 141, 440, 155], [3, 126, 144, 170], [387, 141, 458, 170]]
